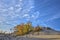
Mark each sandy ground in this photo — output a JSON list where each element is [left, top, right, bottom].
[[23, 35, 60, 40], [27, 35, 60, 38]]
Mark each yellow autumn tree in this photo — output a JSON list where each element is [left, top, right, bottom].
[[13, 22, 33, 36], [23, 22, 33, 34], [14, 23, 24, 36]]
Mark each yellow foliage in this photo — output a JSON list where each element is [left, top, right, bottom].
[[14, 24, 24, 36], [14, 22, 33, 36], [23, 23, 32, 34]]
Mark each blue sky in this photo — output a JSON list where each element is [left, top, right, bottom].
[[34, 0, 60, 31], [0, 0, 60, 33]]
